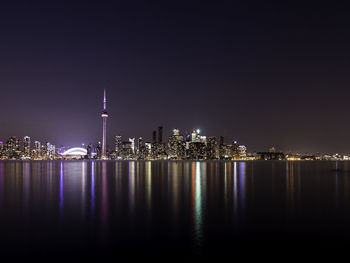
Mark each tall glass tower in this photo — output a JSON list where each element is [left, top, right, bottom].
[[101, 89, 108, 159]]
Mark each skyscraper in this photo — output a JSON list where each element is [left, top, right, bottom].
[[158, 126, 163, 144], [87, 144, 92, 159], [23, 136, 31, 157], [33, 141, 41, 159], [115, 135, 122, 157], [168, 129, 185, 159], [96, 142, 102, 159], [152, 130, 157, 144], [101, 89, 108, 159], [129, 138, 135, 155], [0, 141, 4, 158]]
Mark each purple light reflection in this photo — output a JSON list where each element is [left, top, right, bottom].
[[60, 161, 64, 216]]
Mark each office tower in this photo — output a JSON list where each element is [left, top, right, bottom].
[[145, 142, 151, 158], [33, 141, 41, 159], [158, 126, 163, 144], [6, 136, 20, 158], [87, 144, 92, 159], [138, 137, 146, 159], [129, 138, 135, 154], [207, 136, 218, 159], [219, 136, 224, 146], [115, 135, 122, 157], [0, 141, 3, 158], [231, 140, 239, 159], [96, 142, 102, 159], [47, 143, 55, 159], [168, 129, 185, 159], [152, 130, 157, 159], [218, 136, 225, 159], [122, 141, 133, 159], [238, 145, 247, 159], [152, 130, 157, 144], [188, 142, 206, 160], [137, 137, 143, 152], [173, 129, 180, 136], [101, 89, 109, 159], [23, 136, 31, 157], [191, 130, 197, 142], [46, 142, 51, 157], [40, 143, 47, 158]]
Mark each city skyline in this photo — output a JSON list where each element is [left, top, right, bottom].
[[1, 1, 349, 261], [1, 1, 350, 153], [0, 86, 348, 156], [0, 89, 348, 156]]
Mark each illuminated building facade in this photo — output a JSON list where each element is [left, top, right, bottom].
[[168, 129, 185, 159], [207, 136, 218, 159], [87, 144, 92, 159], [23, 136, 30, 157], [33, 141, 41, 159], [115, 135, 122, 158]]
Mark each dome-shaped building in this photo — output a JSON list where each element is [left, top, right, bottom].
[[61, 147, 87, 159]]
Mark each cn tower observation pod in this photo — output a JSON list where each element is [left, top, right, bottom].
[[62, 147, 87, 159]]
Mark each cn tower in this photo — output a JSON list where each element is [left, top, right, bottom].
[[101, 89, 108, 159]]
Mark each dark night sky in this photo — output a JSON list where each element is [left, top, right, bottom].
[[1, 0, 350, 153]]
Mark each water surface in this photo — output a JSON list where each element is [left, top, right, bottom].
[[0, 160, 349, 261]]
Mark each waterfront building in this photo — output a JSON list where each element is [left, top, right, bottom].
[[137, 137, 146, 159], [46, 142, 56, 159], [207, 136, 218, 159], [191, 129, 198, 142], [33, 141, 41, 159], [129, 138, 135, 155], [218, 136, 225, 159], [168, 129, 185, 159], [151, 130, 158, 159], [231, 141, 239, 159], [87, 144, 92, 159], [23, 136, 31, 157], [238, 145, 247, 159], [158, 126, 163, 144], [0, 141, 4, 158], [145, 142, 152, 159], [62, 147, 87, 159], [173, 129, 180, 136], [122, 141, 133, 159], [256, 152, 285, 160], [41, 143, 48, 157], [115, 135, 122, 158], [152, 130, 157, 144], [6, 136, 20, 158], [188, 141, 206, 159], [95, 142, 102, 159]]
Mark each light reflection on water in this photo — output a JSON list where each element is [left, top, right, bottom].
[[0, 160, 350, 259]]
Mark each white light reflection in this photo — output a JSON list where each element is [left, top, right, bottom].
[[192, 162, 203, 253], [129, 161, 135, 212], [145, 161, 152, 212], [90, 161, 95, 218], [239, 162, 246, 210], [233, 162, 238, 213]]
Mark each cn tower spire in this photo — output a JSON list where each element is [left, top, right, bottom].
[[103, 88, 106, 111], [101, 89, 109, 159]]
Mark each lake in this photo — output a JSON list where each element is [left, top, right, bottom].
[[0, 160, 349, 261]]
